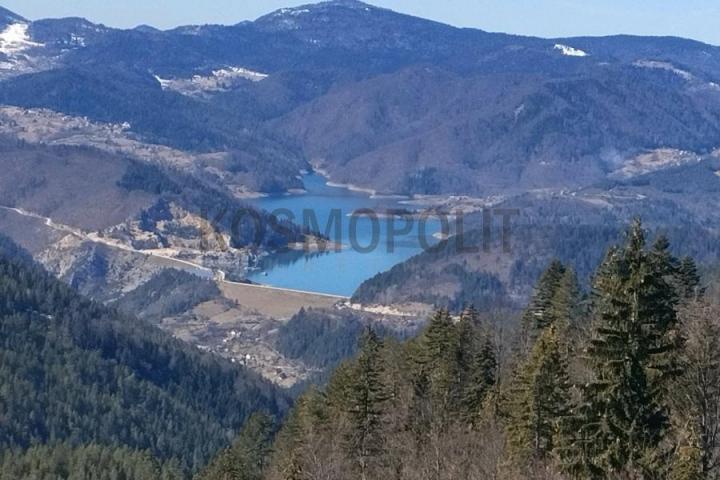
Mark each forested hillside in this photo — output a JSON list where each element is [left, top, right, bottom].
[[3, 221, 719, 479], [0, 242, 290, 473], [0, 444, 184, 480], [274, 307, 410, 387], [198, 221, 720, 479], [354, 210, 720, 309]]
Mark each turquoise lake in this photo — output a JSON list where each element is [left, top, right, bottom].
[[246, 173, 443, 297]]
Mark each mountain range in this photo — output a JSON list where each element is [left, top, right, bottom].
[[1, 0, 719, 195]]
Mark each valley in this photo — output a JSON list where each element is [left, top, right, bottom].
[[0, 0, 719, 477], [0, 193, 426, 387]]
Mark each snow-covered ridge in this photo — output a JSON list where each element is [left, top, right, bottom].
[[276, 7, 311, 16], [155, 66, 268, 97], [553, 43, 588, 57], [0, 22, 43, 56], [273, 0, 373, 17]]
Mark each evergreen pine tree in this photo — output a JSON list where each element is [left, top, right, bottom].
[[418, 309, 463, 422], [507, 325, 572, 462], [325, 360, 356, 417], [408, 366, 433, 447], [523, 260, 567, 330], [456, 306, 481, 409], [456, 306, 479, 376], [463, 332, 497, 426], [346, 327, 389, 480], [513, 261, 579, 403], [677, 256, 702, 300], [422, 309, 457, 364], [549, 266, 582, 331], [555, 390, 606, 479], [564, 220, 682, 477]]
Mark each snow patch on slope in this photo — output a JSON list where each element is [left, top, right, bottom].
[[68, 33, 86, 47], [0, 22, 42, 56], [276, 7, 311, 16], [0, 22, 51, 77], [633, 60, 693, 81], [213, 66, 268, 82], [553, 44, 587, 57], [154, 75, 172, 89], [155, 67, 268, 97]]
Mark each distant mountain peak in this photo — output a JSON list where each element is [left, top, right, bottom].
[[133, 24, 161, 34], [256, 0, 438, 37], [319, 0, 376, 8], [261, 0, 379, 21], [277, 0, 376, 12]]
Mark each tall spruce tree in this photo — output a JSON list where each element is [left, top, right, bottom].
[[507, 325, 572, 462], [562, 220, 682, 477], [522, 260, 567, 339], [677, 256, 702, 300], [456, 306, 482, 418], [346, 327, 389, 480], [550, 266, 582, 331], [517, 259, 583, 367], [463, 332, 497, 426], [457, 306, 481, 385], [418, 309, 463, 422], [556, 389, 605, 479]]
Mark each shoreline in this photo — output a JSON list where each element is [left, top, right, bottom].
[[325, 180, 378, 196], [312, 165, 380, 197]]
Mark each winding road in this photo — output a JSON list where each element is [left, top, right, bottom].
[[0, 205, 347, 302]]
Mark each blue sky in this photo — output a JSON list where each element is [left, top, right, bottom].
[[5, 0, 720, 45]]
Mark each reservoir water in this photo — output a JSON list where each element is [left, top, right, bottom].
[[247, 173, 442, 297]]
